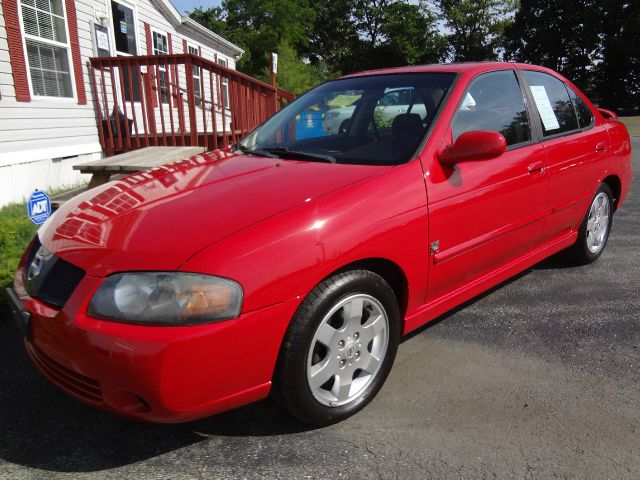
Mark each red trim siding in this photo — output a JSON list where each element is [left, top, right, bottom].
[[64, 0, 86, 104], [2, 0, 30, 101]]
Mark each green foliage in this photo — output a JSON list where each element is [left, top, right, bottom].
[[379, 2, 447, 66], [265, 41, 331, 95], [344, 0, 447, 72], [504, 0, 602, 93], [188, 0, 449, 91], [304, 0, 359, 72], [505, 0, 640, 112], [437, 0, 517, 61], [373, 108, 393, 128], [594, 0, 640, 112], [0, 202, 38, 310], [188, 0, 638, 113], [193, 0, 316, 80]]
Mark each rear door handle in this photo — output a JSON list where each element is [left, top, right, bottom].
[[595, 142, 607, 154], [528, 161, 545, 174]]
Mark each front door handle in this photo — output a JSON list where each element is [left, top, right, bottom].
[[528, 161, 545, 174], [595, 142, 607, 154]]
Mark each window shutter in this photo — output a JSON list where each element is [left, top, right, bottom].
[[182, 39, 187, 53], [2, 0, 30, 101], [64, 0, 86, 104], [145, 22, 152, 55], [167, 32, 173, 54], [144, 22, 157, 108]]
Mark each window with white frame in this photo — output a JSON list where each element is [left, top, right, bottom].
[[188, 45, 201, 101], [151, 29, 169, 103], [20, 0, 73, 97], [218, 57, 229, 109]]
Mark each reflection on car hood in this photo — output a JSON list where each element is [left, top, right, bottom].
[[38, 150, 387, 275]]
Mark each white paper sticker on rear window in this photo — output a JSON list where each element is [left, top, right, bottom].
[[530, 85, 560, 131]]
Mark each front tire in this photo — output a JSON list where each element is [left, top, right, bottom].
[[272, 270, 401, 426], [566, 183, 614, 264]]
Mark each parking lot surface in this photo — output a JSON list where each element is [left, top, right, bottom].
[[0, 139, 638, 480]]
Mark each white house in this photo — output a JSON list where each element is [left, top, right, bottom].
[[0, 0, 244, 207]]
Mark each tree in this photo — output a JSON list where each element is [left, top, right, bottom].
[[595, 0, 640, 112], [505, 0, 640, 111], [189, 0, 447, 93], [265, 41, 324, 95], [190, 0, 316, 79], [437, 0, 516, 61], [336, 0, 447, 73], [504, 0, 602, 95], [380, 2, 447, 66], [303, 0, 359, 74]]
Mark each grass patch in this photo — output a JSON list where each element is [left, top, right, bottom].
[[0, 184, 85, 312], [619, 116, 640, 137], [0, 202, 38, 310]]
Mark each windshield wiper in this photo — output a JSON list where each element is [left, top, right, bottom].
[[232, 143, 280, 159], [261, 147, 337, 164]]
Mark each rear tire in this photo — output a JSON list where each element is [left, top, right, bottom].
[[565, 183, 613, 264], [272, 270, 401, 426]]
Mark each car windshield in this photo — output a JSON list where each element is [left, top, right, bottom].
[[240, 73, 456, 166]]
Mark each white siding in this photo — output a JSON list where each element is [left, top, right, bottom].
[[0, 0, 101, 155], [0, 0, 241, 206]]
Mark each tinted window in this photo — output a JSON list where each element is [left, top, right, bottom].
[[241, 73, 455, 166], [452, 70, 531, 146], [567, 86, 594, 129], [523, 71, 579, 136]]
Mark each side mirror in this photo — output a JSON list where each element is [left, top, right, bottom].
[[438, 130, 507, 166]]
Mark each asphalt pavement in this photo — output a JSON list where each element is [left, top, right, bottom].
[[1, 139, 638, 480]]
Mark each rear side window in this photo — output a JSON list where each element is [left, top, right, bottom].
[[567, 87, 594, 129], [523, 71, 579, 136], [452, 70, 531, 147]]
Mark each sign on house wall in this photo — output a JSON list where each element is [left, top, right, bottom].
[[94, 24, 111, 57]]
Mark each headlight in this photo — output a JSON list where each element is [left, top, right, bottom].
[[88, 272, 243, 325]]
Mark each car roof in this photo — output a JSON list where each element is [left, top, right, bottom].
[[341, 62, 557, 79]]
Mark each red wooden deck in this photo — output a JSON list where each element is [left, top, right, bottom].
[[89, 54, 294, 156]]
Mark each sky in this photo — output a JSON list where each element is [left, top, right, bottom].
[[173, 0, 220, 14]]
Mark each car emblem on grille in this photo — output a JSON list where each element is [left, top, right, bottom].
[[27, 248, 46, 281]]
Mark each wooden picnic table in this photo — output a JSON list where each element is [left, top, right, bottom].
[[74, 146, 206, 189]]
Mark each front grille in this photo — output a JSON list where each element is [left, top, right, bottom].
[[26, 343, 103, 403], [24, 238, 85, 308]]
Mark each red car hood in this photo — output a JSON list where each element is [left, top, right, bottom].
[[39, 151, 387, 276]]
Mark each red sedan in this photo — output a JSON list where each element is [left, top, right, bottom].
[[7, 62, 632, 426]]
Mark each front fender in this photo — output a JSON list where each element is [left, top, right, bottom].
[[179, 161, 429, 317]]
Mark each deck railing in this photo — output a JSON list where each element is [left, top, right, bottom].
[[89, 54, 295, 156]]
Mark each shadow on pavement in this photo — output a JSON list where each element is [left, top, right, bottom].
[[0, 319, 309, 473], [0, 252, 586, 473]]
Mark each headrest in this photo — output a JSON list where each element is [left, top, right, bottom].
[[391, 113, 423, 137]]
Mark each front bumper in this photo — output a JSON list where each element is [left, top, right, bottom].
[[12, 269, 299, 423]]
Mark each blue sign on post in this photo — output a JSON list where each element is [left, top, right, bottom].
[[27, 190, 51, 225]]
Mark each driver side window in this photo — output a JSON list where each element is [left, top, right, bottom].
[[452, 70, 531, 147]]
